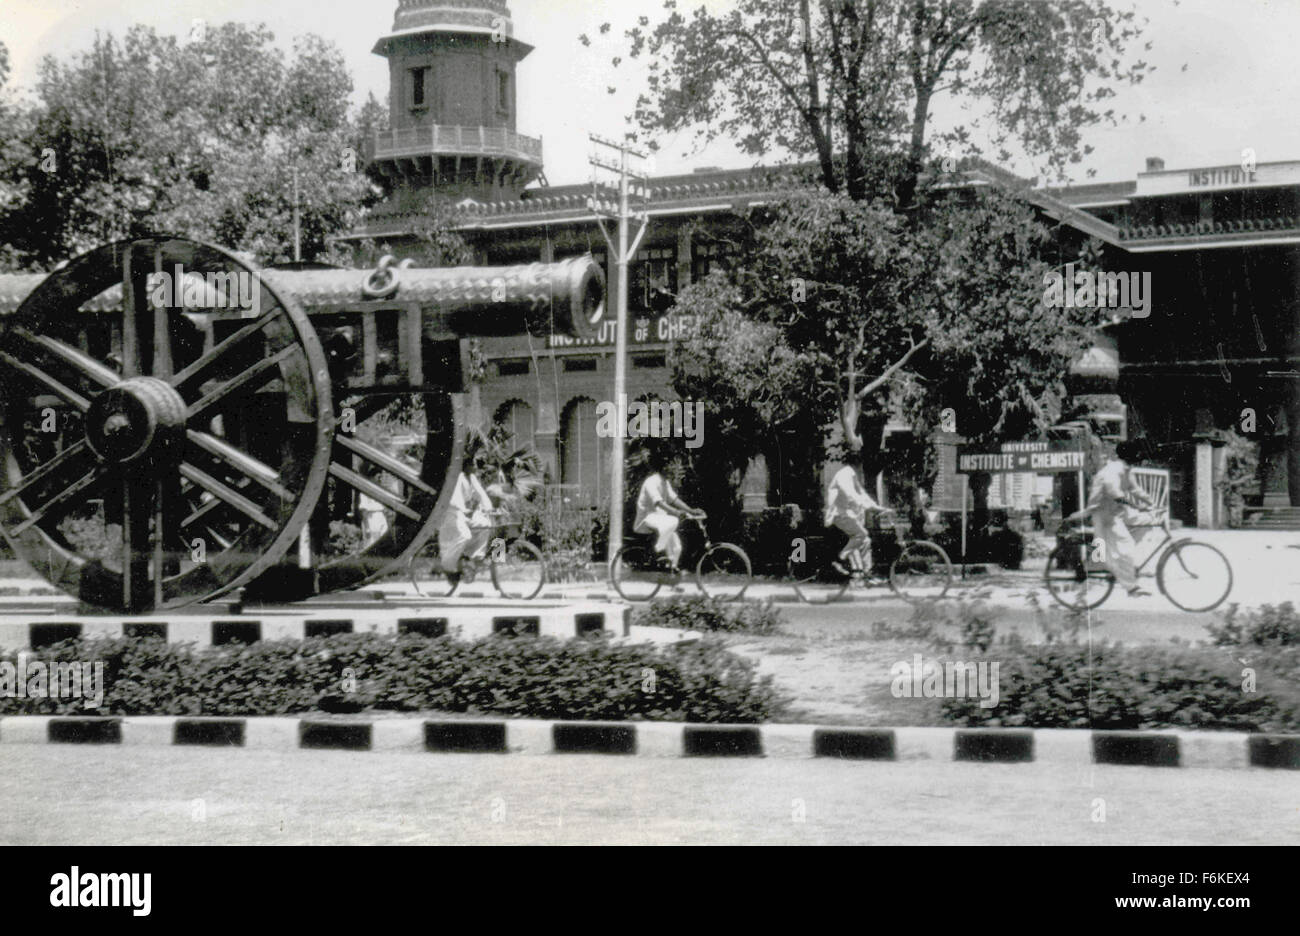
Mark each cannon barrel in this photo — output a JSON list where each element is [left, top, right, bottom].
[[0, 237, 611, 613], [0, 255, 607, 342]]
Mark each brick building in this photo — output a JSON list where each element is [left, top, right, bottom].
[[344, 0, 1300, 528]]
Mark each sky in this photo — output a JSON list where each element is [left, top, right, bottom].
[[3, 0, 1300, 188]]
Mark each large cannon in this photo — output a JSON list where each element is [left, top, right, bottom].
[[0, 236, 606, 612]]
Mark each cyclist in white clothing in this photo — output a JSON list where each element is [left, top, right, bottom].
[[824, 461, 888, 579], [634, 447, 703, 570], [438, 450, 494, 581]]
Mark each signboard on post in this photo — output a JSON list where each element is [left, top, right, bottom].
[[952, 439, 1088, 577], [955, 440, 1085, 474]]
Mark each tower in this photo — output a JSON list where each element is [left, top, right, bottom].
[[368, 0, 543, 202]]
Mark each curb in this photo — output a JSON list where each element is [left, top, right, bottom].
[[0, 603, 630, 652], [1, 717, 1296, 768]]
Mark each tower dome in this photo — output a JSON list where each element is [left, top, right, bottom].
[[392, 0, 514, 36], [376, 1, 530, 53], [368, 0, 542, 201]]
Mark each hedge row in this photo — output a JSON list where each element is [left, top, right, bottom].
[[0, 633, 788, 723], [939, 641, 1300, 732]]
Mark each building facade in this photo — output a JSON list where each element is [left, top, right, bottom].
[[346, 0, 1300, 528]]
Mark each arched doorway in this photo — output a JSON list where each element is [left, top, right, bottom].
[[560, 397, 608, 506], [494, 399, 536, 448]]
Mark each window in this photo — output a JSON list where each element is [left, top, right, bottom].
[[629, 247, 677, 313], [692, 241, 730, 282], [496, 359, 530, 377], [633, 354, 666, 369], [497, 70, 511, 112], [562, 356, 598, 373], [410, 67, 430, 108]]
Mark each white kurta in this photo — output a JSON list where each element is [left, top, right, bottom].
[[634, 472, 683, 565], [438, 472, 494, 572], [1086, 459, 1143, 588]]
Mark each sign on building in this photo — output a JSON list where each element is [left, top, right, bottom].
[[547, 313, 695, 348], [956, 440, 1085, 474]]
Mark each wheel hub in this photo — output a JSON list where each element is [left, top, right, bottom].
[[85, 377, 187, 464]]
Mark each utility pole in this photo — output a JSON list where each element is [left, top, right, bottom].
[[588, 134, 650, 562]]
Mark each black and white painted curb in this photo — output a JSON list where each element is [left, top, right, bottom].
[[1, 717, 1296, 768]]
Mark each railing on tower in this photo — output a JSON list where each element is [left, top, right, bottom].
[[369, 125, 543, 163]]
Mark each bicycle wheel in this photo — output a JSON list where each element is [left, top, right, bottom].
[[696, 543, 753, 601], [787, 556, 851, 604], [1043, 541, 1114, 611], [408, 550, 461, 599], [609, 544, 664, 602], [490, 539, 546, 600], [1156, 540, 1233, 612], [889, 540, 953, 602]]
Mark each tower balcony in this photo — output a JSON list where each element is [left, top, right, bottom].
[[368, 124, 542, 168]]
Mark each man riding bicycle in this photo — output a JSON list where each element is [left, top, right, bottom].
[[1066, 439, 1157, 597], [437, 448, 496, 585], [633, 445, 705, 581], [824, 458, 892, 584]]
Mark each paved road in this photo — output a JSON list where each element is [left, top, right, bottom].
[[1, 746, 1295, 845]]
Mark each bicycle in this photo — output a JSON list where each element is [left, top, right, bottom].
[[609, 513, 753, 602], [1044, 514, 1233, 612], [787, 510, 954, 604], [408, 514, 546, 600]]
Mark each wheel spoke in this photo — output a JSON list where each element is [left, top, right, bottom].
[[187, 430, 292, 501], [9, 469, 102, 536], [0, 440, 92, 507], [328, 462, 422, 521], [186, 344, 297, 420], [11, 328, 120, 389], [0, 349, 91, 411], [179, 463, 277, 530], [170, 307, 285, 389], [121, 245, 144, 378], [337, 434, 437, 497], [152, 251, 174, 380], [181, 494, 226, 531]]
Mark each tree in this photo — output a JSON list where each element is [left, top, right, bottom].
[[667, 272, 818, 514], [0, 39, 33, 271], [583, 1, 1144, 521], [0, 24, 380, 267], [607, 0, 1151, 207], [666, 186, 1109, 521]]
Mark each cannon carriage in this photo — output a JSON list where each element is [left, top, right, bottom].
[[0, 236, 606, 612]]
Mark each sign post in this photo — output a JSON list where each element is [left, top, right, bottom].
[[954, 440, 1087, 567], [960, 474, 968, 577]]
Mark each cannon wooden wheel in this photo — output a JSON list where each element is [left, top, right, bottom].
[[244, 388, 468, 602], [0, 236, 334, 611]]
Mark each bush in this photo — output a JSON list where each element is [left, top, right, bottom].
[[518, 493, 599, 583], [739, 505, 804, 574], [931, 520, 1024, 569], [940, 641, 1292, 731], [631, 594, 783, 634], [324, 520, 365, 558], [0, 633, 788, 723], [1206, 602, 1300, 647]]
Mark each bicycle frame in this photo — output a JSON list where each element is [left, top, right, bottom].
[[1065, 516, 1173, 574]]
